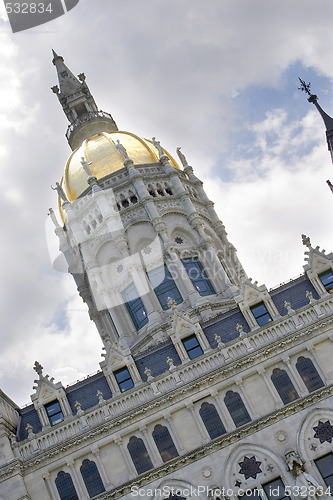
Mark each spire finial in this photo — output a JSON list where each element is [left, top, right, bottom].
[[298, 78, 312, 96]]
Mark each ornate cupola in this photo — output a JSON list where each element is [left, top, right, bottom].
[[50, 53, 248, 354], [51, 50, 118, 150]]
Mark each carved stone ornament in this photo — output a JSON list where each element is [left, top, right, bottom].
[[313, 420, 333, 443], [238, 455, 262, 480]]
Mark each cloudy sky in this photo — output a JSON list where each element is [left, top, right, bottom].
[[0, 0, 333, 407]]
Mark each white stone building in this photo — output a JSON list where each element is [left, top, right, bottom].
[[0, 54, 333, 500]]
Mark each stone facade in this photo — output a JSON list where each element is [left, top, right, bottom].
[[0, 55, 332, 500]]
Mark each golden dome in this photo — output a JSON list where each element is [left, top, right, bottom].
[[63, 131, 181, 202]]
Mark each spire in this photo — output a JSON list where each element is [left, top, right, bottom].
[[298, 78, 333, 163], [51, 50, 118, 151]]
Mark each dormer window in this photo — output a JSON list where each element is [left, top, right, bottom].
[[182, 334, 204, 360], [250, 302, 272, 327], [114, 367, 134, 393], [319, 269, 333, 293], [45, 400, 64, 426]]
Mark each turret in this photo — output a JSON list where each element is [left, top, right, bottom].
[[51, 50, 118, 150]]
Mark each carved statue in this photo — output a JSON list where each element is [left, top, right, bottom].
[[295, 468, 323, 498], [51, 182, 68, 202], [167, 357, 175, 369], [152, 136, 163, 157], [97, 390, 104, 403], [284, 301, 294, 314], [80, 156, 92, 176], [26, 423, 34, 437], [144, 367, 152, 379], [167, 297, 178, 310], [306, 290, 314, 303], [236, 323, 244, 335], [176, 146, 188, 167], [115, 139, 128, 158], [74, 401, 82, 412], [48, 208, 60, 228]]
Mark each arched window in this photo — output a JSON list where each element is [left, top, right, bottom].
[[271, 368, 299, 404], [152, 424, 178, 462], [55, 471, 79, 500], [80, 459, 105, 498], [224, 391, 251, 427], [182, 258, 215, 296], [127, 436, 153, 475], [199, 402, 226, 439], [296, 357, 324, 392], [122, 283, 148, 330], [148, 265, 183, 310]]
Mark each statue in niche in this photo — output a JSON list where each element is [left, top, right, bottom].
[[51, 182, 68, 202]]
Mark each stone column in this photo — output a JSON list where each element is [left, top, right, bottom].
[[186, 403, 209, 443], [210, 389, 234, 431], [235, 379, 258, 419], [140, 425, 162, 466], [114, 436, 137, 479], [91, 446, 113, 489], [282, 356, 307, 397], [67, 460, 87, 500], [257, 367, 283, 409], [163, 412, 184, 452], [43, 472, 57, 500]]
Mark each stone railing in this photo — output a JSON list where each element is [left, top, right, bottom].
[[65, 110, 115, 140], [14, 293, 333, 459]]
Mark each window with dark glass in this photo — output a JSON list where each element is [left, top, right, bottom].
[[263, 477, 290, 500], [238, 489, 262, 500], [127, 436, 153, 475], [319, 269, 333, 293], [182, 334, 204, 360], [315, 453, 333, 490], [224, 391, 251, 427], [114, 367, 134, 393], [182, 258, 215, 296], [55, 471, 79, 500], [122, 282, 148, 330], [152, 424, 178, 462], [271, 368, 299, 404], [199, 402, 226, 439], [45, 400, 64, 426], [80, 459, 105, 498], [296, 357, 324, 393], [250, 302, 272, 327], [148, 265, 183, 310]]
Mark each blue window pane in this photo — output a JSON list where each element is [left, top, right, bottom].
[[122, 283, 148, 330], [127, 436, 153, 475], [319, 270, 333, 293], [250, 302, 272, 326], [152, 424, 178, 462], [80, 460, 105, 498], [182, 258, 215, 296], [315, 453, 333, 490], [296, 357, 324, 392], [263, 478, 290, 500], [55, 471, 79, 500], [182, 335, 204, 360], [114, 367, 134, 393], [199, 402, 226, 440], [148, 265, 183, 310], [45, 401, 64, 426], [271, 368, 299, 404], [224, 391, 251, 427]]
